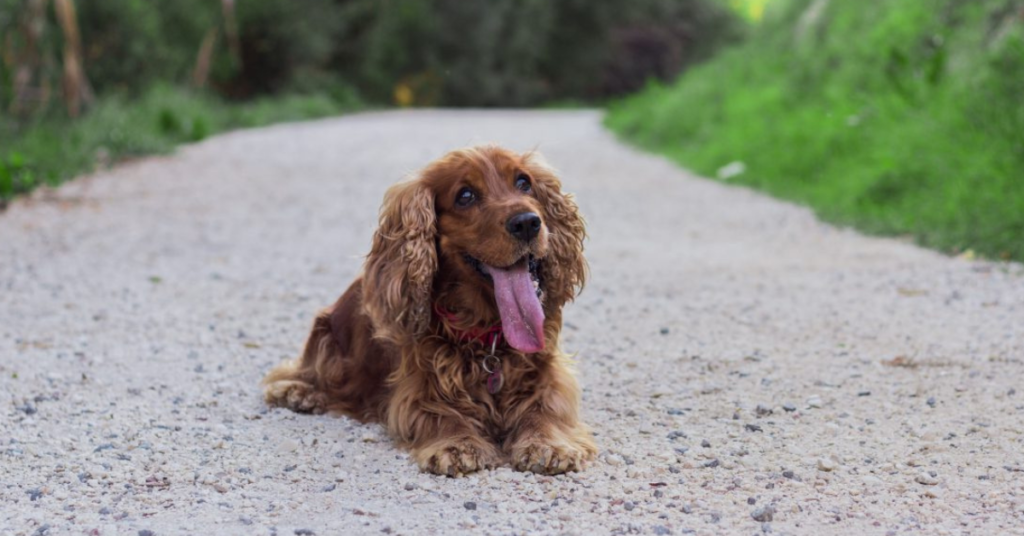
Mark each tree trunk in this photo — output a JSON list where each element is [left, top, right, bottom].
[[53, 0, 94, 118], [192, 27, 219, 89]]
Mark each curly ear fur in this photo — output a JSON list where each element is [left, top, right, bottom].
[[362, 179, 437, 343], [522, 153, 587, 309]]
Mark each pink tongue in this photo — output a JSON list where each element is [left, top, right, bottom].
[[484, 261, 545, 353]]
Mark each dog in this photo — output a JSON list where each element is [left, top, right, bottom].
[[262, 145, 597, 476]]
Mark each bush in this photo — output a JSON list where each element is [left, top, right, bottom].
[[0, 84, 362, 203], [2, 0, 738, 110], [215, 0, 344, 98], [76, 0, 214, 94], [336, 0, 740, 106], [607, 0, 1024, 260]]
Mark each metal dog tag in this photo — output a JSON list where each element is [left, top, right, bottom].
[[486, 369, 504, 394], [482, 339, 503, 394]]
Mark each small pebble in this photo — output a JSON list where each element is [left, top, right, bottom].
[[138, 531, 155, 536], [915, 472, 939, 485], [322, 484, 336, 492], [751, 505, 775, 522], [782, 470, 795, 479], [463, 501, 477, 510], [782, 404, 796, 412], [295, 530, 315, 536], [755, 404, 772, 417], [653, 526, 671, 535], [817, 458, 836, 472], [923, 488, 942, 498], [745, 424, 763, 433], [403, 482, 417, 491], [624, 501, 636, 511], [701, 439, 711, 448], [17, 404, 37, 415], [277, 439, 300, 453], [660, 327, 670, 335], [926, 397, 937, 408], [703, 459, 720, 469]]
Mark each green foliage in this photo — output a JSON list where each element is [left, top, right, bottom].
[[606, 0, 1024, 261], [336, 0, 741, 106], [4, 0, 738, 109], [0, 85, 362, 203], [76, 0, 215, 94], [217, 0, 344, 97]]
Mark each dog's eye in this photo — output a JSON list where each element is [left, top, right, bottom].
[[455, 187, 477, 207], [514, 174, 532, 193]]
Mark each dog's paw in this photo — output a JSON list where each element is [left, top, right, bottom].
[[415, 438, 500, 477], [263, 379, 328, 415], [510, 438, 596, 475]]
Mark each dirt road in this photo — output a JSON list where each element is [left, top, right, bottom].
[[2, 110, 1023, 535]]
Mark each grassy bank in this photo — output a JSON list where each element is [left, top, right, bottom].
[[0, 85, 361, 205], [606, 0, 1024, 261]]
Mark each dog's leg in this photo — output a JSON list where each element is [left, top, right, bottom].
[[263, 360, 331, 415], [411, 432, 503, 477], [387, 371, 503, 477], [503, 354, 598, 475], [262, 312, 335, 415]]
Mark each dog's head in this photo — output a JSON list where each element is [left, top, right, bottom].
[[362, 146, 586, 352]]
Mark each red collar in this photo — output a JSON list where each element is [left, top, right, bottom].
[[434, 303, 503, 347]]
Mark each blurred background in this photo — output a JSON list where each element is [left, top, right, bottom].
[[1, 0, 1021, 261]]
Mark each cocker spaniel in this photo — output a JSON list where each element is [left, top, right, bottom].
[[262, 145, 596, 476]]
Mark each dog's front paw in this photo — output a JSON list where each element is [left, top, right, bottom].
[[510, 437, 596, 475], [264, 379, 328, 414], [414, 438, 501, 477]]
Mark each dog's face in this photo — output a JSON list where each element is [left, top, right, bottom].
[[362, 146, 586, 352], [432, 148, 549, 277], [427, 148, 550, 350]]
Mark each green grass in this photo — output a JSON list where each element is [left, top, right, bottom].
[[606, 0, 1024, 261], [0, 84, 362, 205]]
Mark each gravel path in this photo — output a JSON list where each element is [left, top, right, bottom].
[[2, 110, 1023, 536]]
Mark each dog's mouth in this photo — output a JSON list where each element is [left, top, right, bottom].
[[464, 254, 542, 297], [463, 253, 545, 353]]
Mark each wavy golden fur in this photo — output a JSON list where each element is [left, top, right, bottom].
[[262, 146, 597, 476]]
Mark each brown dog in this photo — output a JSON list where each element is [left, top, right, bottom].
[[262, 145, 597, 476]]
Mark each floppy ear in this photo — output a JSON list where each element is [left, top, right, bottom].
[[362, 179, 437, 343], [523, 153, 587, 308]]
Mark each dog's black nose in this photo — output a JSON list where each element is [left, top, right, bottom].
[[506, 212, 542, 242]]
